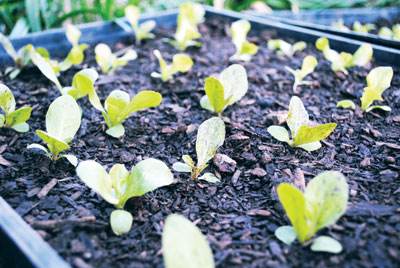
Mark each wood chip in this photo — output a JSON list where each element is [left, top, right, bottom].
[[37, 178, 58, 199], [0, 155, 12, 166], [376, 142, 400, 150], [31, 216, 97, 230], [247, 210, 271, 216], [294, 168, 305, 192]]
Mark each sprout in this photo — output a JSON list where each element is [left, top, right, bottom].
[[230, 19, 258, 61], [95, 43, 137, 74], [353, 21, 376, 33], [331, 18, 350, 32], [150, 50, 193, 82], [124, 5, 156, 44], [268, 39, 306, 57], [285, 55, 318, 92], [361, 66, 393, 112]]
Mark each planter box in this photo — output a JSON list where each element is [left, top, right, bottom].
[[250, 7, 400, 49], [0, 6, 399, 268]]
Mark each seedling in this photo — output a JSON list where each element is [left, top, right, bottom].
[[361, 66, 393, 112], [268, 39, 306, 57], [63, 24, 87, 67], [173, 117, 225, 183], [275, 171, 348, 253], [267, 96, 337, 152], [336, 100, 356, 110], [77, 158, 173, 235], [124, 5, 156, 44], [163, 214, 214, 268], [200, 64, 248, 115], [353, 21, 376, 33], [0, 84, 31, 132], [99, 90, 162, 138], [151, 50, 193, 82], [170, 2, 205, 51], [285, 55, 318, 92], [378, 24, 400, 40], [230, 19, 258, 61], [316, 37, 373, 74], [27, 95, 81, 166], [331, 18, 350, 32], [95, 43, 137, 74]]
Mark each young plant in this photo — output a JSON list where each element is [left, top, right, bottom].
[[124, 5, 156, 44], [230, 19, 258, 61], [316, 37, 373, 74], [0, 84, 31, 132], [27, 95, 81, 166], [170, 2, 205, 51], [200, 64, 248, 115], [267, 96, 337, 152], [77, 158, 173, 235], [275, 171, 348, 253], [379, 24, 400, 40], [63, 24, 87, 68], [361, 66, 393, 112], [163, 214, 214, 268], [331, 18, 350, 32], [150, 50, 193, 82], [285, 55, 318, 92], [173, 117, 225, 183], [99, 90, 162, 138], [95, 43, 137, 74], [353, 21, 376, 33], [268, 39, 306, 57]]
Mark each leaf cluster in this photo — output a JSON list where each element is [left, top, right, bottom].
[[268, 39, 306, 57], [95, 43, 137, 74], [230, 19, 258, 61], [378, 24, 400, 40], [151, 50, 193, 82], [331, 19, 350, 32], [361, 66, 393, 112], [124, 5, 156, 45], [353, 21, 376, 33], [285, 55, 318, 92]]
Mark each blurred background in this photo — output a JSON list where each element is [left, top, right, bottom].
[[1, 0, 399, 37]]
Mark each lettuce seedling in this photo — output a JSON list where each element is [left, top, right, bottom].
[[331, 18, 350, 32], [285, 55, 318, 92], [267, 96, 337, 152], [151, 50, 193, 82], [379, 24, 400, 40], [163, 214, 214, 268], [0, 84, 31, 132], [275, 171, 348, 253], [170, 2, 205, 51], [336, 100, 356, 110], [353, 21, 376, 33], [361, 66, 393, 112], [230, 19, 258, 61], [27, 95, 81, 166], [95, 43, 137, 74], [173, 117, 225, 183], [200, 64, 248, 115], [124, 5, 156, 45], [99, 90, 162, 138], [316, 37, 373, 74], [64, 24, 87, 67], [268, 39, 306, 57], [77, 158, 173, 235]]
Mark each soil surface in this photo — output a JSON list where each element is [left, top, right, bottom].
[[1, 16, 400, 268]]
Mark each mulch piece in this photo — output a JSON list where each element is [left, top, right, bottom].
[[0, 16, 399, 268]]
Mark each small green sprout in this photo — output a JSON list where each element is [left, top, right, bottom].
[[150, 50, 193, 82], [361, 66, 393, 112], [316, 37, 373, 74], [200, 64, 248, 115], [98, 90, 162, 138], [27, 95, 81, 166], [268, 39, 306, 57], [64, 24, 87, 67], [331, 18, 350, 32], [163, 214, 214, 268], [77, 158, 173, 235], [173, 117, 225, 183], [124, 5, 156, 45], [285, 55, 318, 92], [378, 24, 400, 40], [170, 2, 205, 51], [0, 84, 31, 132], [275, 171, 348, 253], [336, 100, 356, 110], [353, 21, 376, 33], [95, 43, 137, 74], [267, 96, 337, 152], [230, 19, 258, 61]]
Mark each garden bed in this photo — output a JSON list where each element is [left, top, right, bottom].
[[1, 10, 400, 268]]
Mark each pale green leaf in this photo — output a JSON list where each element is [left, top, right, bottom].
[[300, 56, 318, 79], [0, 84, 16, 113], [110, 209, 133, 235], [287, 96, 309, 137], [231, 19, 251, 54], [240, 41, 258, 56], [365, 105, 391, 112], [66, 24, 81, 47], [352, 44, 373, 67], [105, 90, 130, 126], [115, 49, 137, 67], [172, 162, 193, 173], [95, 43, 114, 74], [27, 143, 51, 158], [61, 154, 78, 166], [30, 49, 62, 93], [36, 129, 70, 153], [109, 164, 129, 198], [293, 123, 337, 147], [119, 91, 162, 123], [6, 107, 31, 127], [172, 54, 193, 73], [340, 52, 353, 68], [0, 33, 18, 61], [296, 141, 322, 152], [204, 77, 225, 114], [198, 172, 220, 183], [379, 27, 393, 38], [196, 117, 225, 168], [137, 20, 156, 40], [182, 155, 195, 168], [292, 41, 307, 53], [336, 100, 355, 110], [219, 64, 248, 106], [71, 69, 103, 111], [163, 214, 214, 268], [361, 87, 382, 111], [124, 5, 139, 32], [153, 50, 169, 80], [366, 66, 393, 94], [76, 160, 119, 205], [200, 95, 214, 112], [275, 226, 297, 245], [311, 236, 343, 254], [178, 2, 205, 27], [0, 114, 4, 128], [267, 125, 289, 142], [106, 124, 125, 138]]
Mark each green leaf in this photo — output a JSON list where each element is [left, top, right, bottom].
[[219, 64, 248, 106], [0, 114, 4, 128], [172, 54, 193, 73], [287, 96, 309, 137], [0, 84, 16, 114], [336, 100, 356, 110], [231, 19, 258, 61], [30, 49, 63, 93], [124, 5, 139, 32], [172, 162, 193, 173], [182, 155, 195, 168], [379, 27, 393, 38], [199, 95, 214, 112], [365, 105, 391, 113], [6, 107, 31, 127], [267, 126, 289, 142], [119, 91, 162, 123], [60, 154, 78, 166], [196, 117, 225, 169], [106, 124, 125, 138], [352, 44, 373, 67], [95, 43, 114, 74], [316, 37, 329, 50], [163, 214, 214, 268], [26, 143, 51, 158], [275, 226, 297, 245], [292, 41, 307, 53], [296, 141, 322, 152], [293, 123, 337, 147], [109, 164, 129, 199], [277, 183, 309, 243], [366, 66, 393, 94], [70, 69, 103, 111], [25, 0, 41, 32], [300, 55, 318, 79], [76, 160, 119, 205], [204, 77, 225, 114], [104, 90, 130, 126], [198, 172, 220, 183], [46, 95, 81, 142], [305, 171, 348, 232], [11, 122, 29, 133], [137, 20, 156, 40], [66, 24, 81, 47], [361, 87, 382, 111], [114, 49, 137, 67], [0, 33, 18, 62], [110, 209, 133, 236], [311, 236, 343, 254]]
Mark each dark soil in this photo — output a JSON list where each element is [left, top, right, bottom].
[[1, 16, 400, 268]]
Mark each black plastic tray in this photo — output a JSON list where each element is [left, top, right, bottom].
[[249, 7, 400, 49], [1, 6, 400, 268]]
